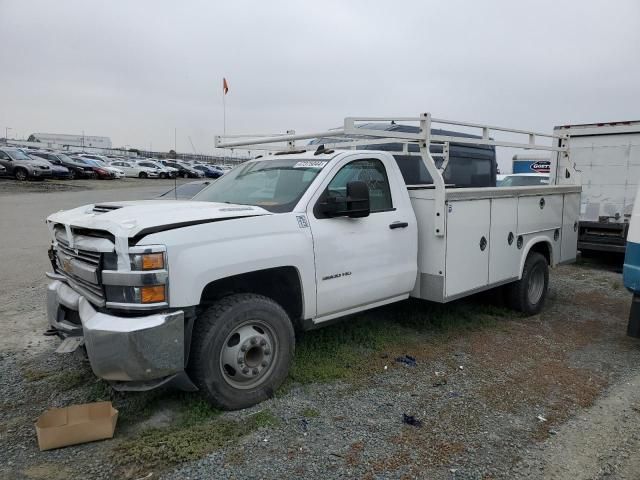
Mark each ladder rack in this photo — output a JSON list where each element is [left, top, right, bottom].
[[214, 113, 572, 237]]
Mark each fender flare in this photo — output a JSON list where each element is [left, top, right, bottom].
[[518, 236, 554, 278]]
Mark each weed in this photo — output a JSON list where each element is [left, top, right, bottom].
[[301, 407, 320, 418]]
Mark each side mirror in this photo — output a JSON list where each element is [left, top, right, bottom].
[[345, 180, 370, 218], [320, 181, 370, 218]]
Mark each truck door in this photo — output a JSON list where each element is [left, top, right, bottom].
[[307, 156, 417, 318]]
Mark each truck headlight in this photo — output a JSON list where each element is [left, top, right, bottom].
[[104, 285, 166, 305], [102, 245, 168, 308]]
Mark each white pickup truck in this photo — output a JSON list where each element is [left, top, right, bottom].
[[45, 114, 581, 409]]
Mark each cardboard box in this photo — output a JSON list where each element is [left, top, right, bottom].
[[35, 401, 118, 451]]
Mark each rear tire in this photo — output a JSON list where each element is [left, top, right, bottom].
[[139, 172, 148, 179], [160, 172, 167, 179], [183, 173, 189, 178], [506, 252, 549, 315], [189, 293, 295, 410], [68, 170, 76, 180]]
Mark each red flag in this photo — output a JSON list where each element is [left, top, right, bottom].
[[223, 78, 229, 95]]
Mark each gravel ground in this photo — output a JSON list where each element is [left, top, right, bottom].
[[1, 181, 639, 479]]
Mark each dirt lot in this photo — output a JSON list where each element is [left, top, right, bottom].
[[1, 180, 639, 479]]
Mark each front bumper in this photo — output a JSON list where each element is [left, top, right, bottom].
[[47, 279, 185, 383], [31, 169, 53, 178]]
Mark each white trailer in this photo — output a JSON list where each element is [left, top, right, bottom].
[[554, 121, 640, 253], [44, 113, 581, 409]]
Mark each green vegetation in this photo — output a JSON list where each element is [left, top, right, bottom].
[[23, 366, 93, 391], [301, 407, 320, 418], [113, 406, 277, 472], [289, 299, 509, 384]]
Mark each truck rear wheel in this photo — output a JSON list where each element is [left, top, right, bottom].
[[190, 293, 295, 410], [506, 252, 549, 315]]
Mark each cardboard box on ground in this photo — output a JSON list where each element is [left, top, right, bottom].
[[35, 401, 118, 451]]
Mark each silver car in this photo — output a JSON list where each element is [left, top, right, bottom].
[[0, 147, 53, 180]]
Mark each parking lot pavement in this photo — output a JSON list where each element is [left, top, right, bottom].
[[0, 179, 189, 352]]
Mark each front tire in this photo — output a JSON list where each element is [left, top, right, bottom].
[[14, 168, 28, 181], [183, 173, 189, 178], [190, 294, 295, 410], [506, 252, 549, 315]]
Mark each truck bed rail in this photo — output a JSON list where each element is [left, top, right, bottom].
[[215, 113, 575, 237]]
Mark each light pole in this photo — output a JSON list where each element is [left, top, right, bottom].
[[5, 127, 11, 141]]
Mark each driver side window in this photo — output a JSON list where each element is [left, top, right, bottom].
[[325, 159, 393, 213]]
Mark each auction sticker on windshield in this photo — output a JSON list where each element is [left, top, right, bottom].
[[293, 161, 327, 168]]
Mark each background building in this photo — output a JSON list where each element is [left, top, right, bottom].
[[27, 133, 112, 149]]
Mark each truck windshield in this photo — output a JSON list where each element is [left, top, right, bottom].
[[193, 159, 326, 212]]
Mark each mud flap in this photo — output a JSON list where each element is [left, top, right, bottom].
[[627, 294, 640, 338]]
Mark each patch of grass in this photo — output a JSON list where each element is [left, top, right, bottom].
[[52, 369, 94, 391], [85, 379, 113, 402], [113, 408, 279, 476], [301, 407, 320, 418], [252, 409, 281, 427], [22, 368, 55, 382], [289, 299, 509, 384], [179, 395, 221, 426], [611, 279, 621, 290]]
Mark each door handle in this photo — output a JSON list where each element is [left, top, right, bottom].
[[389, 222, 409, 229]]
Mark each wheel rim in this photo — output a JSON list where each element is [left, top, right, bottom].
[[219, 320, 277, 390], [15, 169, 26, 181], [527, 263, 545, 305]]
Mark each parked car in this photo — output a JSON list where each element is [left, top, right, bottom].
[[147, 158, 180, 177], [0, 147, 53, 180], [77, 153, 114, 164], [192, 164, 223, 178], [497, 173, 549, 187], [71, 157, 115, 179], [27, 151, 71, 179], [29, 151, 94, 179], [81, 158, 125, 179], [136, 160, 175, 179], [109, 159, 159, 178], [160, 160, 203, 178], [155, 180, 212, 199], [57, 154, 96, 179]]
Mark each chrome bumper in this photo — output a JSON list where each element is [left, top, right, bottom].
[[47, 279, 184, 382]]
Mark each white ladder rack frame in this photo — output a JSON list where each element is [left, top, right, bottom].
[[214, 112, 571, 237]]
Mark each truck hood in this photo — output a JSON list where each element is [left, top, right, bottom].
[[46, 200, 272, 240]]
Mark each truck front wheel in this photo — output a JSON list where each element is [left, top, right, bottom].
[[189, 293, 295, 410], [506, 252, 549, 315]]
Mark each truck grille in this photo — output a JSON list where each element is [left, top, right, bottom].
[[54, 236, 105, 305]]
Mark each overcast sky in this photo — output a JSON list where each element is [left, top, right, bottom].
[[1, 0, 639, 168]]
